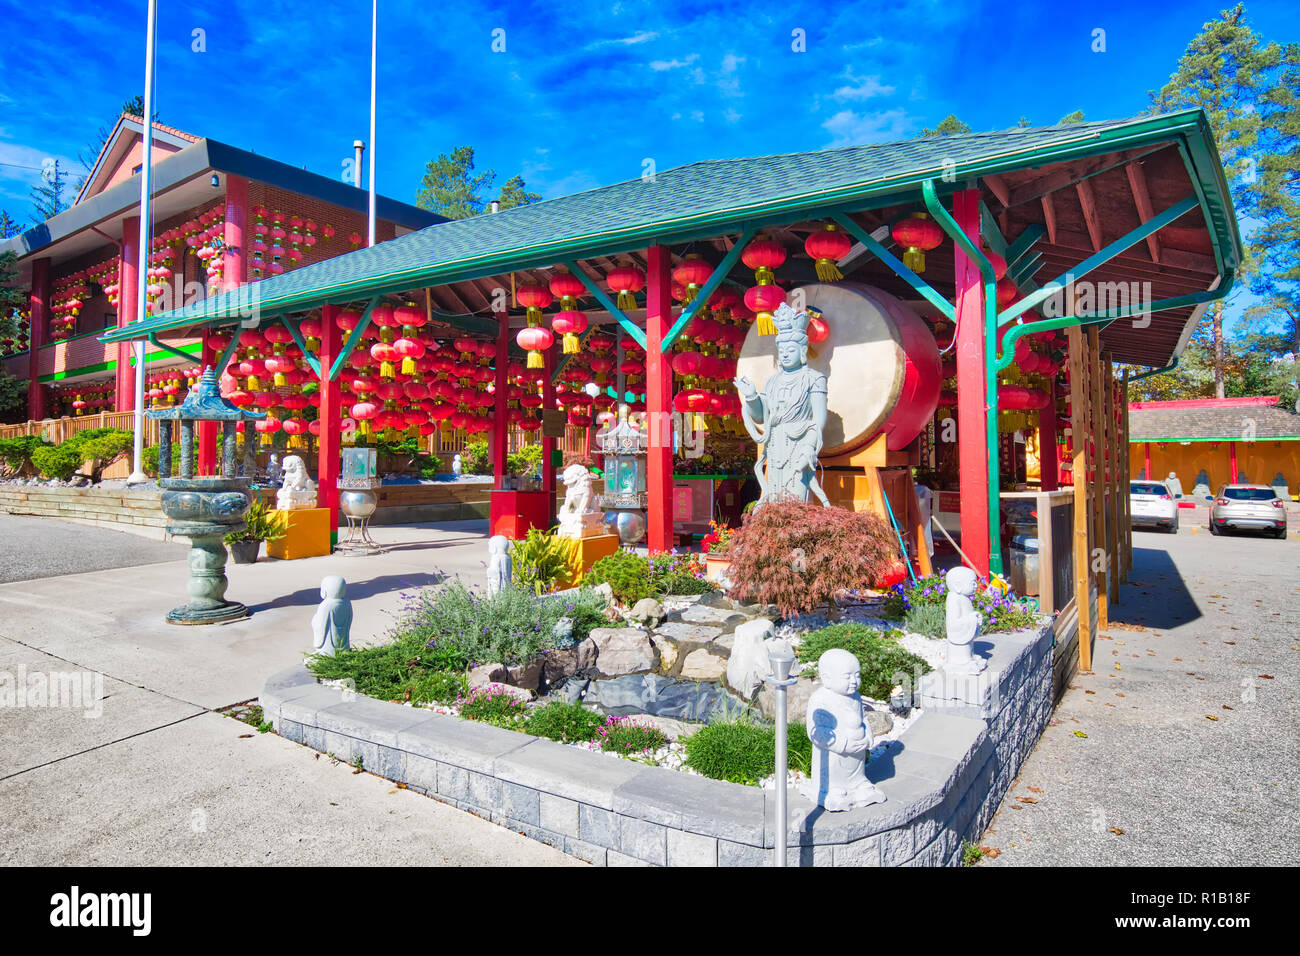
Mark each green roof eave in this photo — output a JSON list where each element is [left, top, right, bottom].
[[102, 109, 1241, 346]]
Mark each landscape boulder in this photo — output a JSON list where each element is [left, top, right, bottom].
[[590, 628, 658, 677]]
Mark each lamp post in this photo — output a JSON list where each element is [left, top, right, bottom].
[[764, 641, 797, 867]]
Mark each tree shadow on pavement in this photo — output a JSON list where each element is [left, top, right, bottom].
[[1108, 546, 1202, 630]]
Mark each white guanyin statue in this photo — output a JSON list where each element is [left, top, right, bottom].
[[557, 463, 603, 539], [734, 302, 830, 507], [944, 566, 987, 675], [276, 455, 318, 511]]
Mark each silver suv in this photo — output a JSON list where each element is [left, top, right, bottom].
[[1209, 484, 1288, 539]]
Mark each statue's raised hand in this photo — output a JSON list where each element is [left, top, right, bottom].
[[733, 375, 758, 403]]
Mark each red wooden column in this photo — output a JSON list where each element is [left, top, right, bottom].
[[116, 217, 140, 412], [542, 344, 557, 526], [1144, 442, 1151, 481], [1229, 441, 1238, 483], [645, 245, 674, 553], [317, 305, 342, 544], [26, 257, 51, 421], [197, 331, 219, 475], [1039, 379, 1058, 491], [492, 303, 510, 489], [952, 190, 990, 576]]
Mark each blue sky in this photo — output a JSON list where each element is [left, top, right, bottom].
[[1, 0, 1295, 326]]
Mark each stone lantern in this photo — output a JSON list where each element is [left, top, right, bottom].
[[596, 403, 648, 544], [146, 367, 265, 625]]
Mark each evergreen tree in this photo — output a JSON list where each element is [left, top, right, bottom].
[[919, 114, 972, 137], [1057, 110, 1086, 124], [0, 209, 22, 239], [1151, 3, 1299, 397], [29, 159, 68, 224], [415, 146, 540, 219]]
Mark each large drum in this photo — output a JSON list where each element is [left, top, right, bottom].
[[735, 283, 941, 456]]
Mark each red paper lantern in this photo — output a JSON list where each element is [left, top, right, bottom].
[[516, 283, 552, 326], [891, 213, 944, 274], [551, 310, 588, 354], [672, 254, 713, 302], [516, 327, 553, 369], [548, 270, 585, 302], [804, 223, 852, 282], [744, 284, 785, 335], [742, 237, 786, 279], [605, 264, 645, 311]]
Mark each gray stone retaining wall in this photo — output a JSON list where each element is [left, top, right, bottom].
[[0, 485, 168, 539], [261, 620, 1054, 866]]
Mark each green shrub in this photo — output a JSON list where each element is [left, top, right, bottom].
[[408, 669, 467, 705], [902, 602, 948, 638], [456, 684, 529, 729], [307, 630, 464, 705], [586, 550, 714, 605], [461, 438, 492, 474], [523, 701, 604, 743], [511, 528, 570, 595], [30, 442, 83, 480], [0, 435, 51, 474], [684, 719, 813, 785], [597, 715, 667, 755], [375, 435, 441, 478], [141, 443, 182, 477], [796, 622, 929, 701], [507, 443, 543, 477], [393, 580, 610, 667]]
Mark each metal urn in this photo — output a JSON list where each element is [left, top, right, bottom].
[[596, 404, 648, 544], [337, 446, 382, 553], [146, 367, 265, 625]]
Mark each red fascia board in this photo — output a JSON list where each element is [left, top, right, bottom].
[[1129, 396, 1279, 410]]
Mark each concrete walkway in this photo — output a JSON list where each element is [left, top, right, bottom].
[[0, 519, 577, 866], [979, 522, 1299, 866]]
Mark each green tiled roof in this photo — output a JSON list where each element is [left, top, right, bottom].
[[103, 108, 1240, 343]]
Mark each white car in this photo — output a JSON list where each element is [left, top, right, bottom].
[[1129, 480, 1179, 533]]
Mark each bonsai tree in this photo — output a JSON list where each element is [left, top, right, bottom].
[[725, 498, 901, 617], [224, 499, 283, 546]]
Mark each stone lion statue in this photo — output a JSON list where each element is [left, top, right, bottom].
[[557, 464, 602, 539], [276, 455, 318, 511]]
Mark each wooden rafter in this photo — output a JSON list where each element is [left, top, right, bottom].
[[1076, 179, 1103, 253], [1005, 145, 1166, 207], [1125, 162, 1161, 264], [1041, 193, 1058, 244], [983, 173, 1011, 208]]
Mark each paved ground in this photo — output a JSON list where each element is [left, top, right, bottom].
[[0, 519, 577, 866], [0, 513, 187, 584], [979, 518, 1299, 866]]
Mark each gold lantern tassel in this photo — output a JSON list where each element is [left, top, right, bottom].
[[402, 357, 417, 375], [815, 259, 843, 282], [247, 375, 261, 391], [691, 413, 708, 433], [755, 311, 777, 336], [527, 350, 544, 369], [563, 333, 580, 354], [617, 290, 637, 311], [274, 371, 287, 387], [903, 248, 926, 273], [381, 361, 395, 378], [527, 307, 541, 327]]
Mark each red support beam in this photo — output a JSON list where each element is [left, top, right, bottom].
[[222, 175, 248, 291], [541, 344, 557, 526], [1229, 440, 1238, 484], [953, 189, 991, 577], [197, 332, 218, 475], [1039, 378, 1058, 491], [1144, 441, 1151, 481], [645, 245, 674, 553], [318, 305, 342, 544], [492, 303, 509, 489], [116, 217, 139, 412], [26, 258, 51, 421]]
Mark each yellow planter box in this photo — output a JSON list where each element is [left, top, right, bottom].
[[266, 508, 332, 560], [556, 533, 621, 588]]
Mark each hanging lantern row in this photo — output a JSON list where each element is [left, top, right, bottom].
[[50, 379, 114, 415], [249, 205, 331, 280], [0, 307, 30, 357]]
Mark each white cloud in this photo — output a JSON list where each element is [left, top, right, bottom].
[[724, 108, 742, 124], [831, 69, 895, 102], [649, 53, 699, 71], [821, 108, 912, 147], [587, 31, 659, 50]]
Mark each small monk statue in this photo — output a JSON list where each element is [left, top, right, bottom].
[[800, 648, 887, 811], [312, 576, 352, 657], [486, 535, 512, 596], [944, 567, 987, 674]]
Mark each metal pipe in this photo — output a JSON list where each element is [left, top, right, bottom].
[[367, 0, 377, 248], [128, 0, 157, 485]]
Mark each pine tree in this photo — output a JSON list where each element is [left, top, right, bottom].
[[0, 209, 21, 239], [919, 115, 972, 137], [1057, 110, 1086, 124], [29, 159, 68, 224], [415, 146, 541, 219], [1151, 3, 1299, 398]]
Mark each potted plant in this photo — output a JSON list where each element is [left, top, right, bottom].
[[700, 519, 735, 584], [225, 498, 282, 564]]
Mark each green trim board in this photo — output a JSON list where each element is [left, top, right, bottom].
[[1128, 436, 1300, 443], [38, 340, 202, 382], [99, 109, 1242, 344]]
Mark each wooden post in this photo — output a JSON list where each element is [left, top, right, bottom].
[[317, 305, 341, 545], [492, 301, 509, 489], [1105, 362, 1120, 606], [1088, 329, 1107, 632], [645, 245, 675, 553], [1122, 374, 1133, 581], [952, 189, 991, 576], [1067, 325, 1092, 671]]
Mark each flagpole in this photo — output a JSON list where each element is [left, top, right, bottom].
[[127, 0, 157, 484], [367, 0, 377, 248]]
